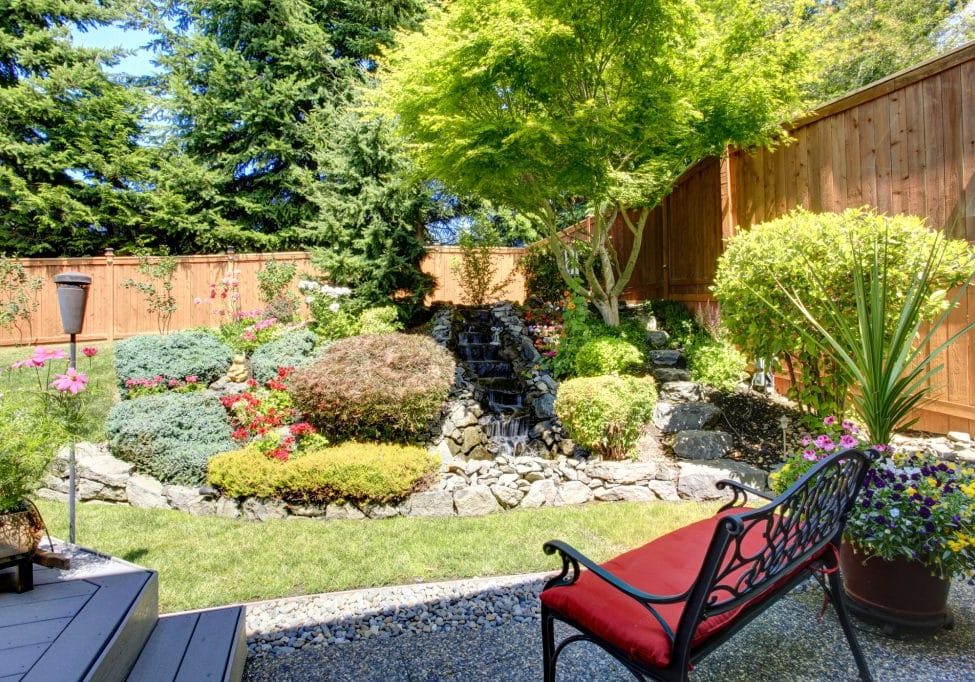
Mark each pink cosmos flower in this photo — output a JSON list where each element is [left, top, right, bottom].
[[82, 346, 98, 358], [839, 434, 858, 448], [802, 450, 818, 462], [10, 359, 31, 370], [51, 368, 88, 394], [32, 347, 67, 364], [823, 415, 838, 427]]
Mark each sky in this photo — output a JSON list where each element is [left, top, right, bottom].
[[72, 24, 159, 77]]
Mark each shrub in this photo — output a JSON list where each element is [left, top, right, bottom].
[[0, 399, 60, 512], [451, 221, 516, 306], [553, 296, 647, 379], [685, 335, 747, 391], [520, 246, 564, 303], [207, 441, 438, 504], [121, 254, 179, 335], [250, 330, 322, 385], [257, 260, 299, 322], [214, 315, 285, 355], [106, 391, 235, 485], [0, 255, 43, 342], [357, 306, 403, 335], [714, 208, 974, 415], [289, 333, 455, 442], [555, 375, 657, 459], [647, 299, 700, 349], [115, 331, 232, 394], [574, 336, 643, 377]]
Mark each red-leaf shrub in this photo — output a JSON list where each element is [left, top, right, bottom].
[[289, 333, 455, 442]]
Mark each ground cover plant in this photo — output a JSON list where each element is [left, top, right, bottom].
[[290, 333, 455, 442], [35, 499, 719, 612], [208, 442, 437, 505], [106, 391, 234, 486], [115, 331, 232, 395], [555, 375, 657, 459], [250, 329, 322, 385]]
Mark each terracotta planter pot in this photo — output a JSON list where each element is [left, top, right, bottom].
[[0, 505, 43, 562], [840, 540, 952, 635]]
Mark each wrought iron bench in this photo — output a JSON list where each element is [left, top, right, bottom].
[[540, 449, 874, 682]]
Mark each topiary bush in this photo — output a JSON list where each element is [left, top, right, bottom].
[[713, 208, 974, 415], [685, 335, 747, 391], [289, 333, 456, 442], [106, 391, 235, 485], [555, 375, 657, 459], [207, 441, 438, 504], [357, 306, 403, 335], [115, 331, 232, 394], [250, 329, 323, 385], [573, 336, 644, 377]]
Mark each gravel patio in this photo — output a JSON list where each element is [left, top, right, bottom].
[[244, 573, 975, 681]]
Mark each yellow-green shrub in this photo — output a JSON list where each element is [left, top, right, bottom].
[[555, 375, 657, 459], [573, 336, 643, 376], [207, 441, 438, 504]]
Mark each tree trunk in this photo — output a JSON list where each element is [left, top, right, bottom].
[[593, 295, 620, 326]]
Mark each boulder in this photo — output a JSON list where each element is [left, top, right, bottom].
[[241, 497, 288, 521], [654, 402, 722, 433], [490, 484, 525, 509], [126, 474, 168, 509], [677, 459, 768, 501], [35, 488, 69, 502], [165, 485, 215, 515], [652, 367, 692, 383], [449, 403, 479, 429], [532, 394, 556, 419], [361, 503, 404, 520], [646, 330, 670, 348], [69, 444, 132, 488], [216, 497, 242, 519], [520, 479, 558, 508], [586, 462, 659, 484], [649, 349, 683, 367], [556, 481, 595, 506], [459, 426, 486, 454], [646, 480, 680, 501], [454, 485, 501, 516], [408, 490, 456, 517], [595, 486, 656, 502], [659, 381, 704, 404], [671, 430, 734, 460], [325, 504, 366, 521], [78, 478, 126, 502]]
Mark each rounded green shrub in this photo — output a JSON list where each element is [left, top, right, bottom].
[[106, 391, 235, 485], [207, 442, 438, 504], [686, 335, 747, 391], [714, 208, 974, 414], [289, 333, 455, 442], [250, 329, 323, 385], [555, 375, 657, 459], [357, 306, 403, 335], [573, 336, 644, 376], [115, 331, 232, 393]]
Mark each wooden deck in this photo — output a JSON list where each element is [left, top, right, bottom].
[[0, 546, 244, 682]]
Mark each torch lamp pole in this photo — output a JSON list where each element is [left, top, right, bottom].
[[54, 272, 91, 547]]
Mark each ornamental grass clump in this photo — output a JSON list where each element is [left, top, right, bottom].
[[207, 442, 438, 505], [555, 375, 656, 459], [289, 333, 455, 442]]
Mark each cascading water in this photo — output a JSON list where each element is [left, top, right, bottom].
[[454, 309, 532, 457]]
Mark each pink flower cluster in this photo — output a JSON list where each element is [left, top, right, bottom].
[[799, 416, 865, 462], [241, 317, 278, 342], [125, 374, 200, 397]]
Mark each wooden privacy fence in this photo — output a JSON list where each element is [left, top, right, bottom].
[[594, 41, 975, 434], [0, 247, 528, 347]]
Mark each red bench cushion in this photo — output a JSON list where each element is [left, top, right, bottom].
[[540, 507, 801, 670]]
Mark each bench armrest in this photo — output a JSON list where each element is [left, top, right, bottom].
[[716, 479, 774, 511], [543, 540, 687, 604]]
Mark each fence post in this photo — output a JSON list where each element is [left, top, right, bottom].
[[105, 248, 115, 343]]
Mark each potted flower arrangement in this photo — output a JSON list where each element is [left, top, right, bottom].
[[756, 224, 975, 633], [771, 417, 975, 632]]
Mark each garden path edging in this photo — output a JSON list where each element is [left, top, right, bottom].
[[35, 442, 768, 520]]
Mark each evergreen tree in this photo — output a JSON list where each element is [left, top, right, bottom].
[[156, 0, 427, 250], [0, 0, 148, 255]]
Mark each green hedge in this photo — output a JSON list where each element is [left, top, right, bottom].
[[555, 375, 657, 459], [289, 333, 455, 442], [115, 331, 232, 394], [207, 442, 438, 504], [686, 335, 747, 391], [106, 391, 235, 485], [250, 329, 322, 385]]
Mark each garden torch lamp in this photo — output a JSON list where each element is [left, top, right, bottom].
[[53, 272, 91, 545]]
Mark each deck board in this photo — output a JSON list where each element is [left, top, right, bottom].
[[175, 608, 241, 682], [126, 613, 199, 682]]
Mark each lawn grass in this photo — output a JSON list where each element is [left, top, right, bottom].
[[0, 341, 117, 443], [35, 499, 719, 612]]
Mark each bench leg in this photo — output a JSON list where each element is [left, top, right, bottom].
[[15, 556, 34, 593], [826, 570, 873, 682], [541, 606, 556, 682]]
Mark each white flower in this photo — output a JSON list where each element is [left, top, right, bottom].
[[304, 296, 314, 304], [328, 302, 341, 313]]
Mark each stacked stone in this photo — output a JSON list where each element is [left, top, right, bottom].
[[37, 443, 768, 521], [890, 431, 975, 463]]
